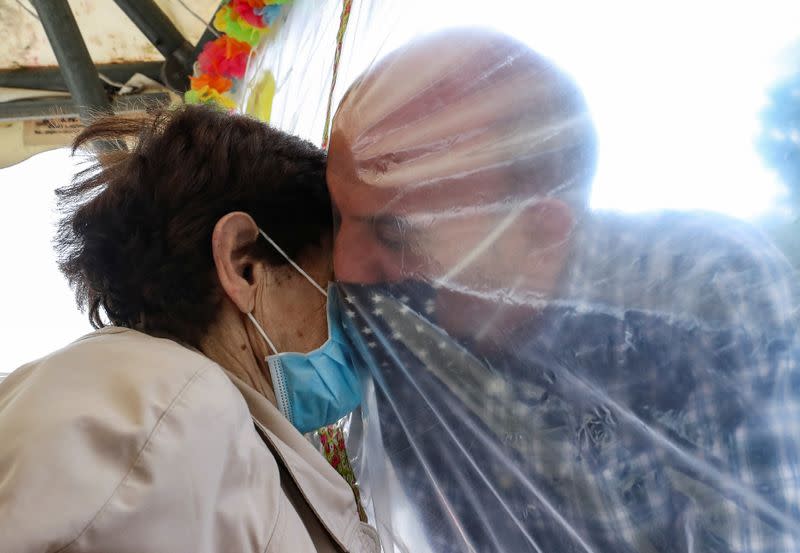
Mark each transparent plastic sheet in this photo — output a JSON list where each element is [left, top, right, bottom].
[[241, 0, 344, 140], [243, 2, 800, 551]]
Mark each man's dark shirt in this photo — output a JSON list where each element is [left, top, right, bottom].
[[343, 212, 800, 552]]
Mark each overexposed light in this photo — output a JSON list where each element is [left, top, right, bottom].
[[570, 1, 796, 220], [344, 0, 799, 220], [0, 149, 92, 371], [492, 0, 798, 220]]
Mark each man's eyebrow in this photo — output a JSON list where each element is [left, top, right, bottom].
[[353, 213, 402, 225], [354, 204, 525, 228], [352, 214, 378, 224], [380, 202, 540, 225]]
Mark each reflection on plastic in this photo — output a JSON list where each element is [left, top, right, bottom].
[[326, 26, 800, 553]]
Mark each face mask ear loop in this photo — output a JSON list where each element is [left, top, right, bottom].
[[258, 229, 328, 298], [247, 312, 279, 355]]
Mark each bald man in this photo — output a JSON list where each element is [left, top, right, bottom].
[[329, 28, 800, 553]]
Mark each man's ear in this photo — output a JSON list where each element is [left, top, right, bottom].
[[212, 212, 260, 314], [521, 197, 574, 248], [510, 197, 575, 292]]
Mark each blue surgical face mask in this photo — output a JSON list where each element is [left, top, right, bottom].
[[246, 229, 361, 433]]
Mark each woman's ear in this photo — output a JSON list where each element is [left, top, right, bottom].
[[212, 212, 260, 314]]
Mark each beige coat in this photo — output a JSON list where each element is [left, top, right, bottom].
[[0, 327, 380, 553]]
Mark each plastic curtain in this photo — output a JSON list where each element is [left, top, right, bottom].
[[244, 3, 800, 552]]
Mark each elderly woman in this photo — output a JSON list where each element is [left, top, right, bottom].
[[0, 106, 379, 553]]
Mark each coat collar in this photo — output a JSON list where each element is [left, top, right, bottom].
[[224, 370, 362, 551]]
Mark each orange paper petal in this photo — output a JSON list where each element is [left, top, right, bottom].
[[190, 73, 233, 93]]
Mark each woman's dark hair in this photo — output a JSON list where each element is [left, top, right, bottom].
[[56, 105, 331, 346]]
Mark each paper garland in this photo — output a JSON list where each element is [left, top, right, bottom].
[[185, 0, 291, 111]]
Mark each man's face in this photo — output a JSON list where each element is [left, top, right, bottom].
[[328, 132, 576, 345], [328, 133, 529, 289], [325, 27, 592, 309]]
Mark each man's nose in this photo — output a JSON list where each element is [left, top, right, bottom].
[[333, 222, 403, 284]]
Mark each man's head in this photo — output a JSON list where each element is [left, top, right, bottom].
[[328, 28, 597, 305]]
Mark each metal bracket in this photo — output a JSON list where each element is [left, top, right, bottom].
[[0, 92, 172, 122], [0, 62, 163, 93], [28, 0, 113, 124], [112, 0, 196, 92]]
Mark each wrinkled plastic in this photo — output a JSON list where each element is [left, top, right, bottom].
[[245, 3, 800, 552]]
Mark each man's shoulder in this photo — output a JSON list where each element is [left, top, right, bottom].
[[571, 210, 798, 328], [586, 210, 788, 265]]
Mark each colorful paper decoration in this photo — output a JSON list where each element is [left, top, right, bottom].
[[185, 0, 291, 112]]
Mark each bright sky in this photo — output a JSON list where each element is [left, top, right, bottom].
[[2, 0, 799, 371], [0, 149, 92, 371]]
